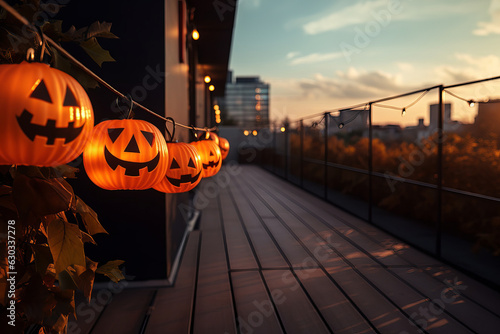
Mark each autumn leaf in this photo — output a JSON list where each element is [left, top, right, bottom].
[[80, 37, 115, 67], [86, 21, 119, 39], [74, 258, 98, 301], [13, 173, 74, 218], [75, 197, 108, 235], [54, 165, 80, 179], [96, 260, 125, 283], [47, 218, 85, 274], [31, 244, 53, 275]]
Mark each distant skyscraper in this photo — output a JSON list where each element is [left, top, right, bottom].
[[219, 72, 270, 129], [429, 103, 452, 129]]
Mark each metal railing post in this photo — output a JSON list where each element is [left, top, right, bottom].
[[436, 85, 444, 258], [324, 113, 329, 200], [285, 128, 289, 180], [300, 119, 304, 188], [368, 103, 373, 224]]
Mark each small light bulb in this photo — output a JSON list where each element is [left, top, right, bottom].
[[401, 108, 406, 117], [338, 123, 344, 129], [204, 76, 211, 83], [252, 130, 258, 136], [244, 130, 249, 136], [468, 100, 475, 107], [209, 85, 215, 91], [280, 127, 286, 132], [192, 29, 200, 40]]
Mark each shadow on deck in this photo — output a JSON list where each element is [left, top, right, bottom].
[[71, 165, 500, 334]]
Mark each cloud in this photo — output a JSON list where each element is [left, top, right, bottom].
[[434, 53, 500, 83], [474, 0, 500, 35], [298, 68, 412, 100], [286, 51, 301, 59], [289, 52, 343, 65], [397, 62, 414, 72], [303, 0, 388, 35]]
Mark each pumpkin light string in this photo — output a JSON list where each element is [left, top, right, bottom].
[[0, 0, 217, 133]]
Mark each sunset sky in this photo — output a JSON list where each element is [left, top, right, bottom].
[[229, 0, 500, 126]]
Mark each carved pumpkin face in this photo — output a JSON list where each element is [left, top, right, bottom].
[[153, 142, 202, 193], [219, 137, 230, 160], [0, 62, 94, 166], [83, 119, 168, 190], [190, 140, 221, 178]]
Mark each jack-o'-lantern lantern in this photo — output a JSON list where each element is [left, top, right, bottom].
[[219, 137, 230, 160], [190, 140, 221, 178], [198, 131, 219, 146], [0, 62, 94, 166], [153, 142, 202, 193], [83, 119, 168, 190]]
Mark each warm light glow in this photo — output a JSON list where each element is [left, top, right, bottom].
[[216, 119, 221, 123], [468, 100, 475, 107], [192, 29, 200, 40], [69, 107, 74, 121], [255, 104, 261, 111], [255, 88, 261, 93], [209, 85, 215, 91], [215, 110, 221, 115], [76, 107, 81, 121], [213, 104, 219, 110], [204, 76, 211, 83], [281, 127, 286, 132], [255, 94, 261, 100], [243, 130, 249, 136], [252, 130, 258, 136]]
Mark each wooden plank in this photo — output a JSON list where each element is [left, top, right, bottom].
[[263, 217, 319, 269], [231, 271, 284, 334], [91, 288, 155, 334], [325, 265, 421, 333], [424, 266, 500, 317], [219, 186, 259, 270], [296, 268, 376, 334], [192, 200, 237, 334], [391, 266, 500, 334], [244, 169, 410, 267], [262, 269, 331, 334], [229, 179, 288, 269], [145, 231, 201, 334]]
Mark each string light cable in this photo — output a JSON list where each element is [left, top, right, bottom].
[[443, 89, 476, 107], [0, 0, 217, 133], [330, 104, 369, 129], [373, 89, 430, 117]]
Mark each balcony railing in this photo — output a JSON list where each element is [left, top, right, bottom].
[[251, 79, 500, 288]]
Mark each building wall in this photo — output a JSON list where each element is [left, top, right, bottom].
[[165, 0, 190, 141]]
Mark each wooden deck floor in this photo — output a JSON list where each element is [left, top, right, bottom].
[[72, 165, 500, 334]]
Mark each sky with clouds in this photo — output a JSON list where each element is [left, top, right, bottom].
[[229, 0, 500, 125]]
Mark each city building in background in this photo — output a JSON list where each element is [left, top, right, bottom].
[[218, 71, 270, 129]]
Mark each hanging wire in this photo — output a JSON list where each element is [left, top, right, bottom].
[[0, 0, 217, 132], [329, 104, 369, 129], [374, 89, 430, 113], [443, 89, 476, 107]]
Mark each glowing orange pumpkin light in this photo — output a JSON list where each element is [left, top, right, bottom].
[[153, 142, 202, 193], [190, 140, 221, 178], [219, 137, 230, 160], [198, 131, 219, 146], [0, 62, 94, 166], [83, 119, 168, 190]]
